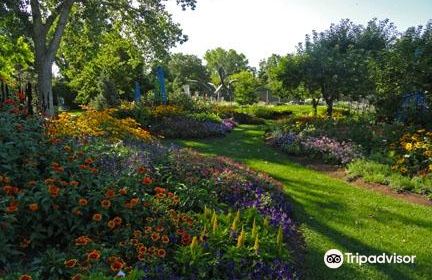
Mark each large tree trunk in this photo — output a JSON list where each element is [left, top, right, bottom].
[[36, 58, 54, 116], [31, 0, 75, 117]]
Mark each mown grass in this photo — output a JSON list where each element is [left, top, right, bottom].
[[172, 124, 432, 280]]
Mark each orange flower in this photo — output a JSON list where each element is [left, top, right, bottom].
[[101, 199, 111, 209], [130, 197, 139, 207], [105, 189, 115, 198], [71, 274, 81, 280], [75, 236, 92, 246], [172, 196, 180, 204], [133, 230, 142, 238], [167, 192, 174, 198], [137, 245, 147, 254], [79, 198, 88, 206], [6, 201, 18, 213], [110, 259, 125, 272], [119, 187, 128, 195], [19, 275, 32, 280], [161, 235, 170, 244], [3, 185, 19, 195], [144, 226, 152, 233], [113, 216, 122, 226], [29, 203, 39, 212], [48, 185, 60, 198], [79, 164, 88, 170], [44, 178, 56, 185], [148, 246, 156, 255], [137, 253, 146, 261], [181, 233, 191, 245], [151, 232, 160, 241], [108, 220, 116, 229], [70, 180, 80, 187], [84, 158, 94, 165], [89, 167, 98, 173], [155, 193, 165, 199], [142, 177, 153, 185], [87, 249, 101, 261], [20, 238, 31, 248], [137, 167, 146, 174], [155, 225, 164, 232], [157, 248, 166, 258], [92, 213, 102, 222], [27, 180, 37, 187], [64, 259, 78, 268], [154, 187, 166, 193]]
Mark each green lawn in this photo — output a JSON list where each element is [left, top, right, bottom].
[[173, 124, 432, 280]]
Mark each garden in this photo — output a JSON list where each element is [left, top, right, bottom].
[[1, 1, 432, 280]]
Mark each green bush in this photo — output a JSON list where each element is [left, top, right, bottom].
[[347, 159, 432, 197]]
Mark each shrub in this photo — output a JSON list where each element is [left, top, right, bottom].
[[347, 159, 432, 197]]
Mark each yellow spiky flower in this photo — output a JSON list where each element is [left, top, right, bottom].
[[236, 227, 246, 248], [231, 210, 241, 232], [190, 236, 198, 253], [276, 225, 283, 252], [251, 218, 257, 239], [211, 212, 218, 233], [253, 233, 260, 253]]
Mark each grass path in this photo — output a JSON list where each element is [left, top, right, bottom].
[[173, 124, 432, 280]]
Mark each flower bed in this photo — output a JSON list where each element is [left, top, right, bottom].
[[267, 131, 361, 165], [0, 98, 298, 279]]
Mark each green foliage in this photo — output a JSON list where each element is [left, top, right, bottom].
[[230, 71, 260, 105], [347, 159, 432, 197], [204, 48, 249, 84], [0, 35, 33, 82], [167, 53, 210, 93]]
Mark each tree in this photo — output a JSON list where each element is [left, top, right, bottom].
[[295, 19, 377, 117], [167, 53, 210, 94], [230, 70, 259, 105], [0, 35, 33, 83], [204, 48, 249, 100], [372, 21, 432, 120], [259, 54, 289, 99], [1, 0, 196, 116]]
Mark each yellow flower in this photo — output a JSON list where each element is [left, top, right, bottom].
[[404, 143, 413, 151]]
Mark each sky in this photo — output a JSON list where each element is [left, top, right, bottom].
[[166, 0, 432, 68]]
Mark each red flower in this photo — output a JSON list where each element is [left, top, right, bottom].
[[64, 259, 78, 268], [92, 213, 102, 222], [105, 189, 115, 198], [151, 232, 160, 241], [75, 236, 92, 246], [48, 185, 60, 198], [19, 275, 32, 280], [157, 248, 166, 258], [79, 198, 88, 206], [29, 203, 39, 212], [87, 249, 101, 261], [113, 216, 122, 226], [161, 235, 170, 244], [110, 259, 125, 272], [101, 199, 111, 209], [142, 177, 153, 185]]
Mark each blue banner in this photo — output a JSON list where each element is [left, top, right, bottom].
[[134, 81, 141, 102], [156, 66, 167, 105]]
